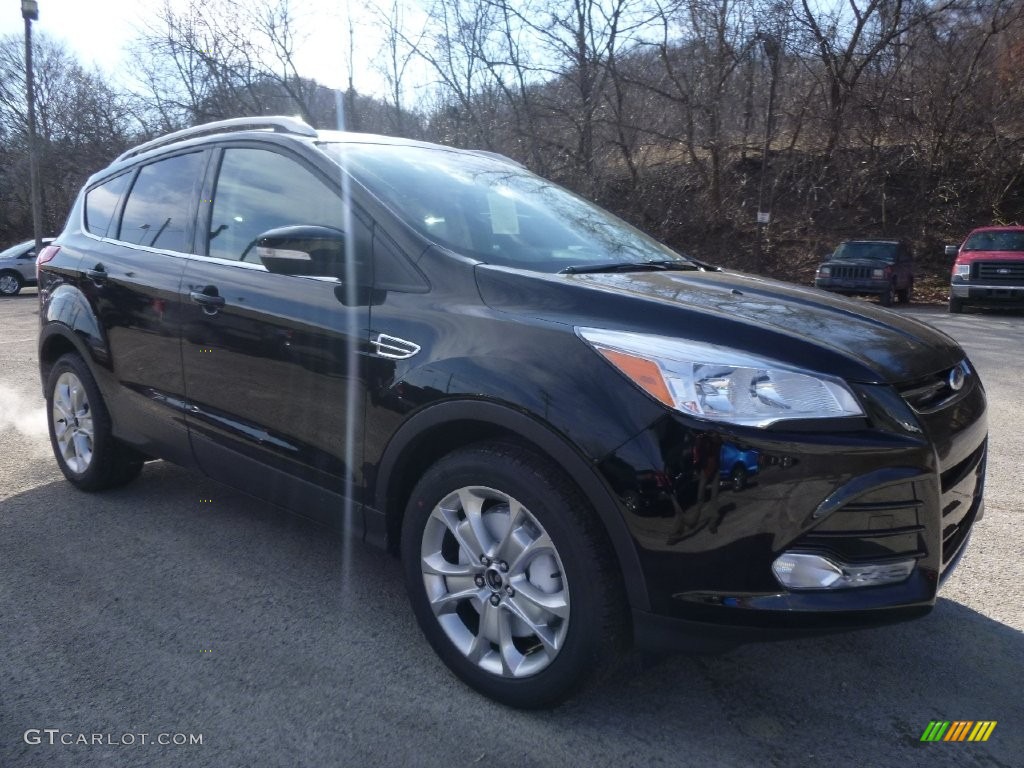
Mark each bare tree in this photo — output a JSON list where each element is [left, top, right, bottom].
[[129, 0, 322, 126], [0, 33, 138, 240]]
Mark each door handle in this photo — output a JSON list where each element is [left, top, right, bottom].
[[85, 264, 107, 283], [189, 288, 226, 308]]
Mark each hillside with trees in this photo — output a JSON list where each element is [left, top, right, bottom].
[[2, 0, 1023, 294]]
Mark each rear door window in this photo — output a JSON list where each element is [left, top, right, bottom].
[[118, 152, 205, 252]]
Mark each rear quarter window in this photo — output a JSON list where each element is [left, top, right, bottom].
[[84, 173, 131, 238]]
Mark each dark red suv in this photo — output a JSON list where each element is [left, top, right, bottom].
[[814, 240, 915, 306]]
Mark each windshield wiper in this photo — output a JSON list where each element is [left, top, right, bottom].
[[560, 260, 702, 274], [686, 257, 721, 271]]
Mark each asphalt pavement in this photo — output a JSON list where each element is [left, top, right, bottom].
[[1, 290, 1021, 768]]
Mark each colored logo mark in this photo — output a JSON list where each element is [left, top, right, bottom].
[[920, 721, 996, 742]]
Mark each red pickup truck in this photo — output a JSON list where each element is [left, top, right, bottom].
[[947, 226, 1024, 313]]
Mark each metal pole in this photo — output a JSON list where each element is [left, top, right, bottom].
[[23, 2, 43, 252], [754, 35, 780, 272]]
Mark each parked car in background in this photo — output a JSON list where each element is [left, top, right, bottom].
[[946, 226, 1024, 313], [0, 238, 53, 295], [814, 240, 914, 306], [37, 117, 987, 708]]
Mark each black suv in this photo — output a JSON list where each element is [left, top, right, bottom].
[[37, 118, 987, 708], [815, 240, 915, 305]]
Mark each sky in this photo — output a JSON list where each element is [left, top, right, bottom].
[[0, 0, 400, 98]]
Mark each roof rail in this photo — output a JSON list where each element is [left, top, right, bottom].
[[115, 116, 318, 163]]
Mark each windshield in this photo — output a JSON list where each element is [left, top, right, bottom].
[[832, 242, 899, 262], [322, 143, 691, 272], [0, 241, 31, 259], [963, 230, 1024, 252]]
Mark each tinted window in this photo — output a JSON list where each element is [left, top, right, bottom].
[[207, 148, 344, 262], [85, 173, 131, 238], [119, 153, 204, 252]]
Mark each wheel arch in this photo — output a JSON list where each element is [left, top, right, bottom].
[[38, 325, 90, 396], [373, 398, 651, 612], [38, 283, 111, 394]]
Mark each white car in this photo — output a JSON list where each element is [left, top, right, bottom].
[[0, 238, 53, 295]]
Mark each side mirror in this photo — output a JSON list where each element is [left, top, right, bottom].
[[256, 225, 370, 285], [944, 245, 958, 258]]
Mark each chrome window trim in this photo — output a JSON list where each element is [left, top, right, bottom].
[[78, 228, 342, 282]]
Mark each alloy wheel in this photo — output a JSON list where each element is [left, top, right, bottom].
[[419, 485, 570, 678], [52, 371, 94, 473], [0, 274, 20, 295]]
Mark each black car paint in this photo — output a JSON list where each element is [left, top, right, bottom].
[[38, 130, 987, 649]]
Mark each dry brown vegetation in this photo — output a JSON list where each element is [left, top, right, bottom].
[[3, 0, 1024, 300]]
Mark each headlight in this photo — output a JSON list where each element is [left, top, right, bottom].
[[871, 267, 886, 279], [953, 263, 970, 280], [817, 266, 831, 277], [577, 328, 864, 427]]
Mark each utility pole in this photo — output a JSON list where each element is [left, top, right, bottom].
[[22, 0, 43, 252], [754, 33, 781, 272]]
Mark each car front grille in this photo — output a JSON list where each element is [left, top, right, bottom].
[[974, 261, 1024, 283], [897, 365, 970, 413], [792, 389, 986, 580], [938, 440, 986, 571], [830, 265, 873, 279], [796, 480, 928, 565]]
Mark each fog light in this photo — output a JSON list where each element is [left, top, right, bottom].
[[772, 552, 914, 590]]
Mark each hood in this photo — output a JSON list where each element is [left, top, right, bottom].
[[475, 266, 963, 385], [958, 250, 1024, 261]]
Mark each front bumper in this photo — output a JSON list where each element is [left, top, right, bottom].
[[598, 365, 987, 649], [951, 282, 1024, 304]]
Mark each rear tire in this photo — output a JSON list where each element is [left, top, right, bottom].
[[897, 281, 913, 304], [0, 271, 23, 296], [46, 353, 144, 491], [401, 441, 628, 708]]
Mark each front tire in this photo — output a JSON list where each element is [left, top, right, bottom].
[[401, 441, 628, 708], [0, 271, 23, 296], [949, 297, 965, 314], [879, 283, 895, 306], [46, 353, 144, 491]]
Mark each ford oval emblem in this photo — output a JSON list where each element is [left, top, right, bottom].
[[948, 365, 966, 391], [998, 267, 1010, 274]]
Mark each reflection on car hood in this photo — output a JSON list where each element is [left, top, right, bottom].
[[475, 266, 963, 384]]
